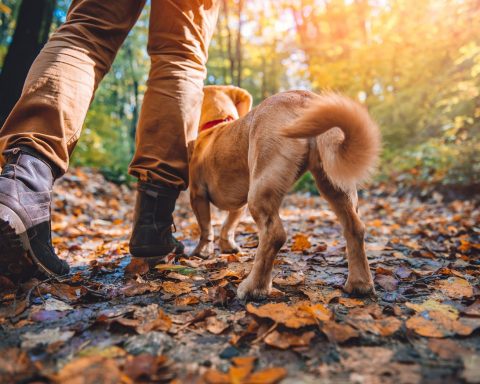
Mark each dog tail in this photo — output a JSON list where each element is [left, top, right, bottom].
[[280, 92, 381, 191]]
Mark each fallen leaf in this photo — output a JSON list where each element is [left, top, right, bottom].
[[346, 311, 401, 337], [291, 234, 311, 252], [247, 367, 288, 383], [21, 328, 75, 349], [435, 277, 473, 299], [247, 301, 330, 329], [78, 346, 127, 359], [53, 356, 121, 384], [406, 311, 475, 338], [0, 348, 37, 383], [175, 296, 200, 306], [31, 310, 68, 322], [162, 281, 192, 296], [375, 274, 398, 291], [44, 297, 73, 311], [273, 272, 305, 286], [123, 354, 175, 383], [462, 300, 480, 317], [264, 330, 315, 349], [338, 297, 364, 307], [321, 321, 359, 343], [428, 339, 470, 360], [406, 299, 458, 319], [300, 287, 342, 304], [206, 316, 230, 335], [124, 258, 149, 276]]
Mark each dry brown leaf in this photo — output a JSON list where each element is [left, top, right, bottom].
[[428, 339, 471, 360], [406, 299, 458, 319], [273, 272, 305, 286], [203, 369, 229, 383], [206, 316, 230, 335], [346, 311, 401, 337], [374, 274, 398, 291], [338, 297, 364, 308], [120, 281, 163, 297], [162, 281, 192, 296], [53, 356, 121, 384], [291, 234, 311, 252], [264, 330, 315, 350], [230, 356, 256, 382], [123, 354, 175, 383], [210, 269, 244, 281], [203, 356, 286, 384], [0, 348, 37, 383], [406, 310, 475, 338], [300, 287, 342, 304], [435, 277, 473, 299], [124, 258, 149, 276], [462, 300, 480, 317], [321, 321, 359, 343], [246, 301, 330, 329], [175, 296, 200, 306], [299, 302, 332, 322], [247, 367, 288, 384], [140, 309, 172, 333]]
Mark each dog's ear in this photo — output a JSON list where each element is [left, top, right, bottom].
[[226, 86, 253, 117]]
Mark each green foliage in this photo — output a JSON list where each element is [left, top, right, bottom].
[[293, 172, 318, 195]]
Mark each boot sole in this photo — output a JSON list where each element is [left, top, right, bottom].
[[0, 204, 58, 281]]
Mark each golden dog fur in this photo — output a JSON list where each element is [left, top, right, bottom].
[[189, 85, 381, 300]]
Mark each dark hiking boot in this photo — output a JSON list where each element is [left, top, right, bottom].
[[0, 147, 70, 281], [129, 182, 185, 260]]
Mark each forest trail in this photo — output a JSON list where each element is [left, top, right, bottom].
[[0, 168, 479, 383]]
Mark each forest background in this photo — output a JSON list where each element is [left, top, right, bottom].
[[0, 0, 479, 192]]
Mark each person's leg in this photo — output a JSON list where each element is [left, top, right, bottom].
[[0, 0, 145, 281], [128, 0, 220, 258], [0, 0, 145, 172]]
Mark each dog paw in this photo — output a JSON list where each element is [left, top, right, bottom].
[[237, 277, 271, 300], [191, 242, 214, 259], [219, 238, 240, 254], [344, 278, 375, 297]]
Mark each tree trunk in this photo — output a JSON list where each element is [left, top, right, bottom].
[[222, 0, 235, 84], [0, 0, 56, 125], [235, 0, 244, 87]]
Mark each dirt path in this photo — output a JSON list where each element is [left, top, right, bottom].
[[1, 168, 479, 383]]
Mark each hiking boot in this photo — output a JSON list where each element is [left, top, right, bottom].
[[129, 181, 185, 259], [0, 147, 69, 281]]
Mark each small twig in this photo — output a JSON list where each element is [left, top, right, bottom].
[[25, 276, 56, 306], [252, 322, 277, 344]]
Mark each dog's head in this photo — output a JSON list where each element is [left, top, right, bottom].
[[199, 85, 253, 132]]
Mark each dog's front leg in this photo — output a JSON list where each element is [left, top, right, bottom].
[[237, 199, 286, 300], [219, 207, 245, 254], [190, 190, 214, 258]]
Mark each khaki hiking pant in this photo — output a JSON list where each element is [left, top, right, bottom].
[[0, 0, 220, 190]]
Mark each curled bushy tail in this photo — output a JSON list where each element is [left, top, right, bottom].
[[280, 93, 381, 191]]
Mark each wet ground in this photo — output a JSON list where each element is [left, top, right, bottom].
[[0, 168, 479, 383]]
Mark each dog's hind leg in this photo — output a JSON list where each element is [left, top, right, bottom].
[[311, 169, 375, 296], [220, 207, 246, 254], [190, 189, 214, 258], [236, 155, 302, 299]]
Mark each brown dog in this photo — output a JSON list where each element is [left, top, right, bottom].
[[189, 85, 381, 300]]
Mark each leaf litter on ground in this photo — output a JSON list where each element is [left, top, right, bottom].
[[0, 167, 479, 383]]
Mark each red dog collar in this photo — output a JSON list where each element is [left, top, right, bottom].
[[200, 116, 234, 132]]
